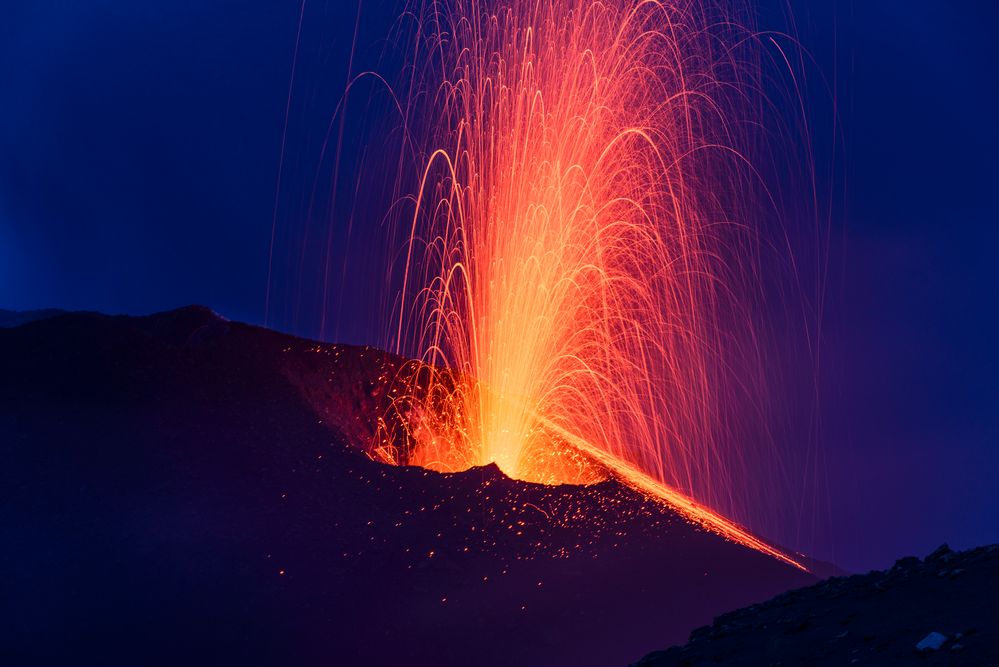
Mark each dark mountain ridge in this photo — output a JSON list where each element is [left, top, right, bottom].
[[0, 308, 68, 328], [2, 306, 816, 665], [636, 543, 999, 665]]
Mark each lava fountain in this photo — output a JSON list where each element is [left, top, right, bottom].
[[369, 0, 809, 567]]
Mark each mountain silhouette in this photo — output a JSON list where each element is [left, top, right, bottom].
[[1, 307, 818, 665]]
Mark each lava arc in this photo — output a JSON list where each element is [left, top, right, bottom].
[[375, 0, 805, 565]]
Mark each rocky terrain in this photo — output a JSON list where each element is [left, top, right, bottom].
[[1, 306, 819, 665], [636, 543, 999, 665]]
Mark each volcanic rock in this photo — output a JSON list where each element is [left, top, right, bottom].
[[916, 631, 947, 651]]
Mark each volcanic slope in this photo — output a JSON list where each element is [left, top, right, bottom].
[[1, 307, 817, 666]]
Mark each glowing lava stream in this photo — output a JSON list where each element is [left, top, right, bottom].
[[532, 415, 809, 572]]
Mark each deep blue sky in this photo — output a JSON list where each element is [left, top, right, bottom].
[[2, 0, 997, 572]]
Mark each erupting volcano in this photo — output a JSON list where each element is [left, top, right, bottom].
[[11, 0, 999, 663], [358, 0, 809, 567]]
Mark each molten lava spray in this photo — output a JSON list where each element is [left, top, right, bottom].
[[374, 0, 807, 567]]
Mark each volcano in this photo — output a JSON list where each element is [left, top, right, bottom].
[[2, 307, 822, 665]]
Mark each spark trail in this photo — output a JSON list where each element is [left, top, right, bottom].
[[374, 0, 807, 564]]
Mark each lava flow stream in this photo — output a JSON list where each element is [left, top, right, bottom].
[[534, 414, 809, 572]]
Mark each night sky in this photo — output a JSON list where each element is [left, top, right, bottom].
[[3, 0, 997, 572]]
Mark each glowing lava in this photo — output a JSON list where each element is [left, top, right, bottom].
[[372, 0, 807, 568]]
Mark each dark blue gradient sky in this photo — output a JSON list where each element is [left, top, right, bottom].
[[2, 0, 997, 571]]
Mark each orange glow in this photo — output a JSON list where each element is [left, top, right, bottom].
[[375, 0, 805, 567]]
